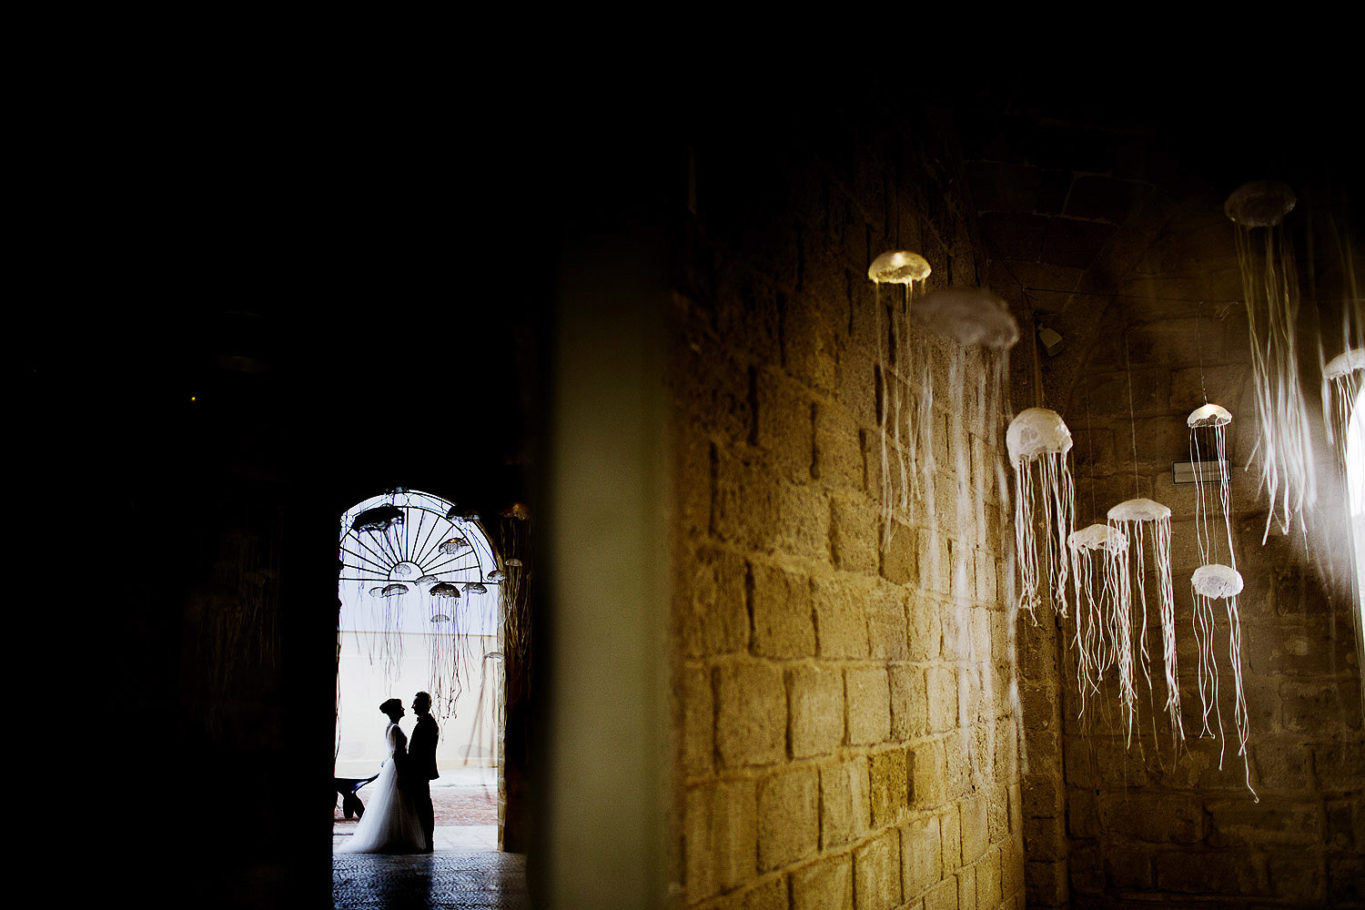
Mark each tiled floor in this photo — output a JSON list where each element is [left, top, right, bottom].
[[332, 768, 528, 908], [332, 850, 530, 909]]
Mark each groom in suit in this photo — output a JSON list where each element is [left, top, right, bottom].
[[408, 691, 440, 852]]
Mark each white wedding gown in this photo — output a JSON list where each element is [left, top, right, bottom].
[[337, 723, 427, 853]]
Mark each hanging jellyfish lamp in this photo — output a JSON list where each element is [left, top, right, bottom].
[[1226, 180, 1315, 539], [1324, 348, 1365, 464], [1067, 523, 1128, 716], [354, 505, 404, 533], [439, 537, 470, 555], [1105, 497, 1182, 747], [1187, 403, 1236, 566], [867, 250, 931, 285], [913, 287, 1021, 591], [868, 250, 932, 546], [1224, 180, 1296, 228], [912, 287, 1020, 350], [1008, 407, 1076, 622], [1190, 563, 1256, 799]]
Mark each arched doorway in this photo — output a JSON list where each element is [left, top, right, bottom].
[[332, 487, 504, 851]]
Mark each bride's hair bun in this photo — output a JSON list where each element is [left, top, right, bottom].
[[379, 697, 402, 714]]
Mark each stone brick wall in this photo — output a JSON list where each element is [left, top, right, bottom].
[[666, 99, 1025, 910]]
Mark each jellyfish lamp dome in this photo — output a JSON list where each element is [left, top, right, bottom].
[[867, 250, 932, 285], [1007, 407, 1073, 462], [913, 287, 1020, 350], [1224, 180, 1296, 228], [1187, 403, 1232, 428]]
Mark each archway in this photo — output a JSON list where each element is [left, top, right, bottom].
[[332, 488, 505, 852]]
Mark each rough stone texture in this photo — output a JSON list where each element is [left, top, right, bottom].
[[853, 831, 902, 910], [901, 814, 942, 900], [846, 667, 892, 746], [820, 758, 871, 850], [714, 661, 787, 768], [788, 665, 845, 758], [867, 748, 910, 828], [757, 768, 819, 871], [668, 101, 1025, 908], [791, 855, 853, 910]]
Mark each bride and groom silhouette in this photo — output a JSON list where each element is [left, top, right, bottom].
[[338, 691, 440, 854]]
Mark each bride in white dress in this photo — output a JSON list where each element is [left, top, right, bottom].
[[337, 698, 427, 853]]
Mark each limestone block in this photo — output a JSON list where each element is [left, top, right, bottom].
[[881, 520, 918, 586], [812, 574, 870, 659], [1315, 742, 1365, 792], [685, 778, 758, 899], [913, 739, 949, 808], [682, 663, 714, 777], [674, 343, 753, 446], [1326, 798, 1358, 851], [820, 758, 870, 848], [1015, 616, 1057, 683], [815, 401, 864, 491], [713, 268, 783, 365], [791, 854, 853, 910], [774, 479, 833, 562], [1068, 841, 1101, 895], [1328, 854, 1365, 904], [926, 667, 958, 734], [757, 766, 819, 871], [918, 533, 952, 596], [788, 665, 845, 758], [940, 804, 962, 873], [1081, 367, 1170, 420], [923, 877, 959, 910], [715, 661, 786, 767], [784, 287, 841, 395], [1098, 792, 1202, 844], [830, 492, 879, 574], [954, 863, 975, 910], [868, 748, 910, 828], [866, 582, 909, 660], [973, 548, 998, 607], [675, 432, 713, 539], [846, 667, 892, 745], [1206, 796, 1324, 847], [755, 367, 815, 483], [900, 814, 942, 899], [1022, 815, 1064, 863], [1069, 426, 1116, 478], [853, 830, 903, 910], [888, 665, 928, 739], [907, 593, 942, 661], [1252, 738, 1311, 790], [1000, 835, 1024, 902], [960, 796, 990, 863], [1065, 787, 1098, 840], [750, 561, 815, 659], [975, 844, 1003, 908], [1024, 859, 1067, 907], [933, 471, 962, 541], [711, 447, 771, 547], [680, 545, 750, 658], [1268, 852, 1325, 902], [1153, 850, 1267, 895]]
